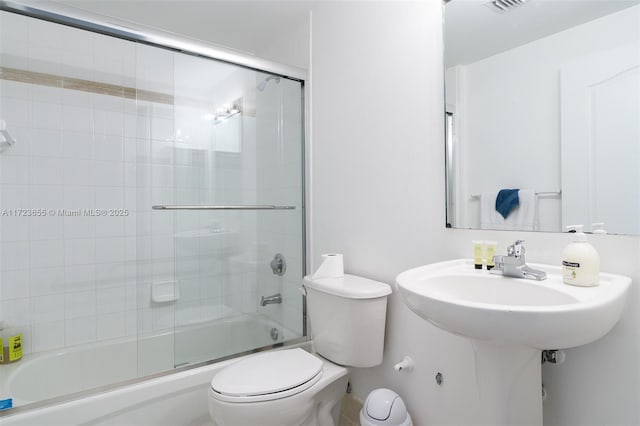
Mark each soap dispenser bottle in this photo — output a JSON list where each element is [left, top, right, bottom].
[[561, 225, 600, 287]]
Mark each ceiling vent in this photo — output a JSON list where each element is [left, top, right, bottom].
[[485, 0, 529, 14]]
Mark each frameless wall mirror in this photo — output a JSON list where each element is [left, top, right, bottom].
[[444, 0, 640, 235]]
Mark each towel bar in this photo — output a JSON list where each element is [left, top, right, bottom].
[[470, 191, 561, 200], [152, 205, 296, 210]]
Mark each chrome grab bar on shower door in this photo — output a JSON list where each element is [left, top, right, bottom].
[[152, 205, 296, 210]]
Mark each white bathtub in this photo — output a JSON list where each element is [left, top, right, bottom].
[[1, 341, 315, 426], [1, 314, 298, 409]]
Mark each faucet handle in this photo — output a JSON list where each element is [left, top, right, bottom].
[[508, 240, 525, 257]]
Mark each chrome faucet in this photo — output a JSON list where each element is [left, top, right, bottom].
[[491, 240, 547, 281], [260, 293, 282, 306]]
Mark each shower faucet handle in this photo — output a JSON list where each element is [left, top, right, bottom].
[[270, 253, 286, 276]]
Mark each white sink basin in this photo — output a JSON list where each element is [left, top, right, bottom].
[[396, 258, 630, 425], [396, 259, 630, 349]]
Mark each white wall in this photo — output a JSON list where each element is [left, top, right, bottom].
[[311, 2, 640, 426], [57, 0, 311, 70], [448, 6, 639, 232], [310, 2, 480, 425]]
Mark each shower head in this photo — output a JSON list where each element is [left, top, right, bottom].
[[257, 75, 281, 91]]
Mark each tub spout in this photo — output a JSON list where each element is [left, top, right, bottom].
[[260, 293, 282, 306]]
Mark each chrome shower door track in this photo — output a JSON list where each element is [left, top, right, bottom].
[[0, 0, 307, 82]]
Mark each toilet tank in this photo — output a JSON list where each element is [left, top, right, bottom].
[[303, 274, 392, 368]]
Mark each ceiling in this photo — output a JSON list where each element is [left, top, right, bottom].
[[57, 0, 312, 56], [445, 0, 640, 67], [55, 0, 640, 71], [53, 1, 312, 95]]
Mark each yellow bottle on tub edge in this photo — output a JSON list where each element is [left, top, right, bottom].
[[0, 321, 23, 364]]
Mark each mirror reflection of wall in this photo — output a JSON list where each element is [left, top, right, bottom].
[[444, 0, 640, 235]]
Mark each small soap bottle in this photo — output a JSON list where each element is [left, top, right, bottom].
[[472, 240, 484, 270], [485, 241, 497, 270], [561, 225, 600, 287]]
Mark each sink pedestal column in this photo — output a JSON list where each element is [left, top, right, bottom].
[[472, 340, 543, 426]]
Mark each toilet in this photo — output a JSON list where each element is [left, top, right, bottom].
[[207, 274, 392, 426]]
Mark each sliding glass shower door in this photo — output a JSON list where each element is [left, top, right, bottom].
[[0, 7, 305, 410], [133, 46, 305, 370]]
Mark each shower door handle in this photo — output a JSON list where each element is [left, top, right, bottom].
[[152, 205, 296, 210]]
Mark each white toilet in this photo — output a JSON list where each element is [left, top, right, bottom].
[[208, 274, 392, 426]]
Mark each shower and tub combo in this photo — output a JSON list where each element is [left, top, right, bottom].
[[0, 0, 314, 423]]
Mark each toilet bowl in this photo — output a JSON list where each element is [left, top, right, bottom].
[[208, 348, 349, 426], [207, 274, 392, 426]]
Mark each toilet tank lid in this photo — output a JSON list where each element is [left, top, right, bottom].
[[303, 274, 392, 299]]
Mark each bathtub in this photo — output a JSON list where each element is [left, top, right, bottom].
[[1, 341, 314, 426], [0, 314, 301, 420]]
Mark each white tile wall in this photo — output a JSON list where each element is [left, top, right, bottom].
[[0, 11, 143, 354], [0, 11, 305, 367], [65, 316, 96, 346], [30, 267, 64, 296], [97, 311, 126, 340], [31, 321, 64, 353], [1, 270, 29, 299], [65, 290, 96, 319]]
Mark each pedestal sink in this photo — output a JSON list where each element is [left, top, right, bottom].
[[396, 259, 630, 426]]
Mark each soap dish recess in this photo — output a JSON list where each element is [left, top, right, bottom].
[[151, 281, 180, 303]]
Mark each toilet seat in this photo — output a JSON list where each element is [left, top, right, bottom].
[[210, 348, 323, 403]]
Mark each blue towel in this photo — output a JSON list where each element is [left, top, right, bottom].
[[495, 189, 520, 219], [0, 398, 12, 411]]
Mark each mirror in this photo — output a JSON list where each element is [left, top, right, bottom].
[[444, 0, 640, 235]]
